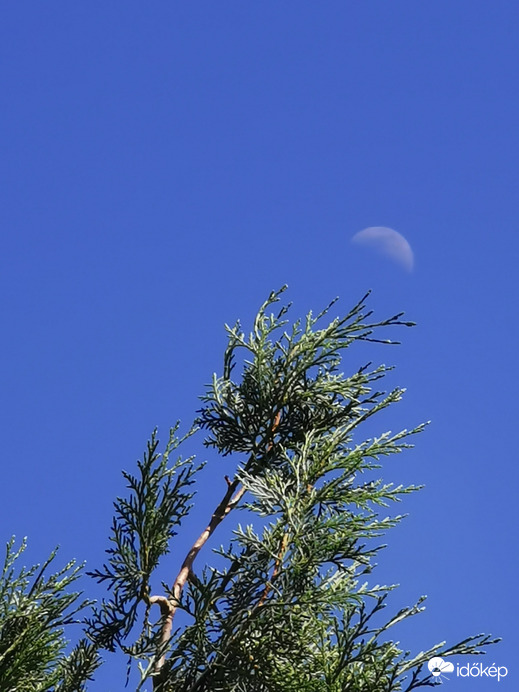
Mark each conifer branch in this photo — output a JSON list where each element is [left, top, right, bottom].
[[81, 288, 499, 691], [151, 475, 247, 686]]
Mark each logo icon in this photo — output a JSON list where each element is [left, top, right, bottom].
[[428, 657, 454, 683]]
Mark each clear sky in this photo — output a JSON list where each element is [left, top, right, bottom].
[[1, 2, 517, 689]]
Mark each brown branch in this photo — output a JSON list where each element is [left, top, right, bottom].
[[151, 477, 246, 687], [258, 530, 289, 607], [152, 409, 284, 688], [268, 410, 282, 450]]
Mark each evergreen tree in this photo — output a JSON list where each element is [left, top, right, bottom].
[[0, 538, 100, 691], [1, 288, 498, 690]]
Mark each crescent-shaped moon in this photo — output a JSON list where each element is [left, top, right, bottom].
[[352, 227, 414, 272]]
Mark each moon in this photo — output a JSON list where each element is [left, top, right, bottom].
[[351, 227, 414, 272]]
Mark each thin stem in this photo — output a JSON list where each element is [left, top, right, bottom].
[[151, 477, 246, 687], [152, 411, 282, 688]]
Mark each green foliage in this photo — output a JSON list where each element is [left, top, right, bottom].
[[86, 426, 201, 654], [1, 288, 499, 691], [0, 537, 99, 692], [197, 287, 413, 462]]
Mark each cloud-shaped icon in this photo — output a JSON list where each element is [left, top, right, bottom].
[[428, 657, 454, 677]]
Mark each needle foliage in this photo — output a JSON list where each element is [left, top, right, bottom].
[[1, 288, 498, 691], [0, 538, 100, 691]]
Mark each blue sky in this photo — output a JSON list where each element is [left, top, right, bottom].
[[1, 2, 517, 688]]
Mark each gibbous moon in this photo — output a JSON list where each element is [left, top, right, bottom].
[[352, 227, 414, 272]]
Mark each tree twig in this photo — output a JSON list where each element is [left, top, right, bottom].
[[151, 476, 246, 686], [152, 409, 283, 687]]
